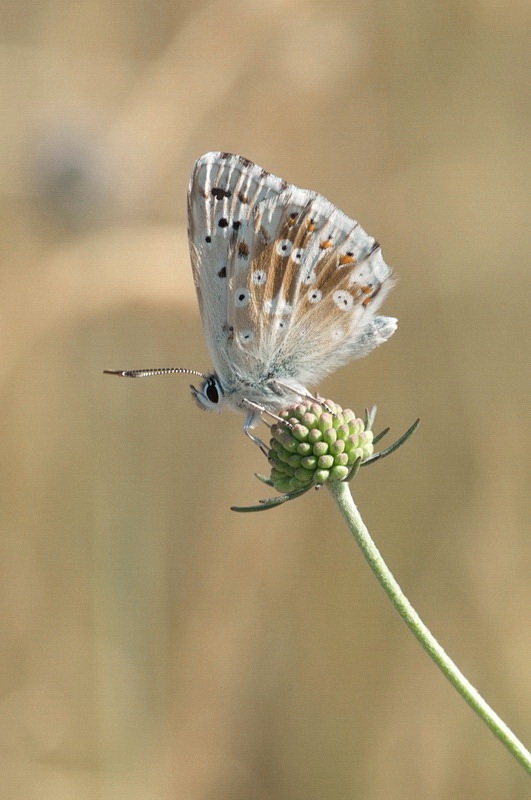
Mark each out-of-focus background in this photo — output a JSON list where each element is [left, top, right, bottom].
[[1, 1, 529, 797]]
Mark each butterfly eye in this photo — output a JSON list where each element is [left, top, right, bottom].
[[205, 379, 220, 404], [190, 374, 224, 412]]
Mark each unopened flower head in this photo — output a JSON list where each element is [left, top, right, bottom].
[[268, 400, 374, 494]]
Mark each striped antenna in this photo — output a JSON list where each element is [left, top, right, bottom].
[[103, 368, 207, 379]]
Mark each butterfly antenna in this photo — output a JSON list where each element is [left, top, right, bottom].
[[103, 368, 207, 379]]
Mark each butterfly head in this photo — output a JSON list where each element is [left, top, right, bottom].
[[190, 373, 225, 412]]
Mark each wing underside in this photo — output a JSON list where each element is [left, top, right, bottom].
[[187, 152, 395, 392]]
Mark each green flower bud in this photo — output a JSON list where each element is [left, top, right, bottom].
[[314, 468, 330, 483], [296, 441, 312, 456], [287, 454, 302, 469], [318, 454, 335, 469], [323, 428, 337, 445], [268, 400, 374, 492], [294, 468, 314, 484], [292, 424, 309, 442], [318, 412, 333, 431], [330, 465, 350, 480], [330, 439, 345, 456]]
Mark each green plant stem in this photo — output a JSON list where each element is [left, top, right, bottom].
[[327, 480, 531, 773]]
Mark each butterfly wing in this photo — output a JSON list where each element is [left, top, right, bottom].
[[233, 189, 397, 389], [187, 152, 288, 380], [188, 152, 396, 404]]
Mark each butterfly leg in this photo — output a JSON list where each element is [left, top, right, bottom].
[[243, 399, 287, 426], [309, 393, 333, 412], [271, 380, 332, 411], [242, 399, 298, 453], [243, 411, 269, 454]]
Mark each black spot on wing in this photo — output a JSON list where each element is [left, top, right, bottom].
[[211, 187, 232, 200], [210, 186, 232, 200]]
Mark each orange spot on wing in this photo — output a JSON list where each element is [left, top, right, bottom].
[[307, 222, 316, 232], [360, 284, 376, 306], [320, 239, 333, 249], [339, 254, 356, 265]]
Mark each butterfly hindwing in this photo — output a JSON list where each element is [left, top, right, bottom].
[[224, 180, 395, 388]]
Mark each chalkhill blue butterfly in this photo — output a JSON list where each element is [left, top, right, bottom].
[[106, 152, 397, 447]]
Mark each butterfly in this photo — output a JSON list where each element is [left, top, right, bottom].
[[105, 152, 397, 448]]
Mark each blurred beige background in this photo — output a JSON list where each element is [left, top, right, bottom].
[[1, 1, 529, 798]]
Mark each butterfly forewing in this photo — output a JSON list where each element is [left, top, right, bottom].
[[187, 153, 287, 378]]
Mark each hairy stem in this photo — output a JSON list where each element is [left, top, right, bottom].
[[327, 480, 531, 773]]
